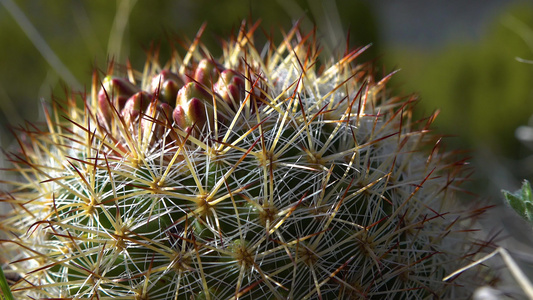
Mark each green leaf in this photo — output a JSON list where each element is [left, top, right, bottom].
[[0, 267, 14, 300], [503, 190, 527, 219], [502, 180, 533, 224], [526, 201, 533, 223], [521, 180, 533, 203]]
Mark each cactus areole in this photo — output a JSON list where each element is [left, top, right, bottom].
[[0, 21, 488, 299]]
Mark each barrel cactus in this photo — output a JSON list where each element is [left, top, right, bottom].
[[0, 21, 490, 299]]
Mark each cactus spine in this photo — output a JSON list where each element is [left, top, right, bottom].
[[0, 21, 488, 299]]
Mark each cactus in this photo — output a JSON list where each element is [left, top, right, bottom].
[[0, 21, 490, 299]]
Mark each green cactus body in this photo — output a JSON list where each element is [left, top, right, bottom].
[[0, 22, 488, 299]]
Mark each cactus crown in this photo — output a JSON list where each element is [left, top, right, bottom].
[[0, 21, 489, 299]]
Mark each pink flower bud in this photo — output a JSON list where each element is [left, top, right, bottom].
[[121, 91, 152, 128], [98, 76, 140, 126], [194, 59, 223, 86], [172, 105, 187, 129], [151, 70, 183, 104], [214, 69, 245, 110], [142, 100, 174, 145], [171, 82, 214, 134], [176, 82, 212, 107], [186, 97, 207, 130]]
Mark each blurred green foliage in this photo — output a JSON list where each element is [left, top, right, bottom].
[[386, 3, 533, 162]]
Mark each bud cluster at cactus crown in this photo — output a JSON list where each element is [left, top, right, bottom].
[[0, 20, 492, 299]]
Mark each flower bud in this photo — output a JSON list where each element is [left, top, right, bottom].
[[142, 100, 173, 145], [176, 82, 212, 107], [186, 97, 207, 129], [150, 70, 183, 104], [214, 69, 245, 110], [98, 76, 140, 126], [172, 105, 187, 129], [247, 73, 268, 111], [194, 59, 222, 86], [121, 91, 152, 128], [173, 82, 213, 132]]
